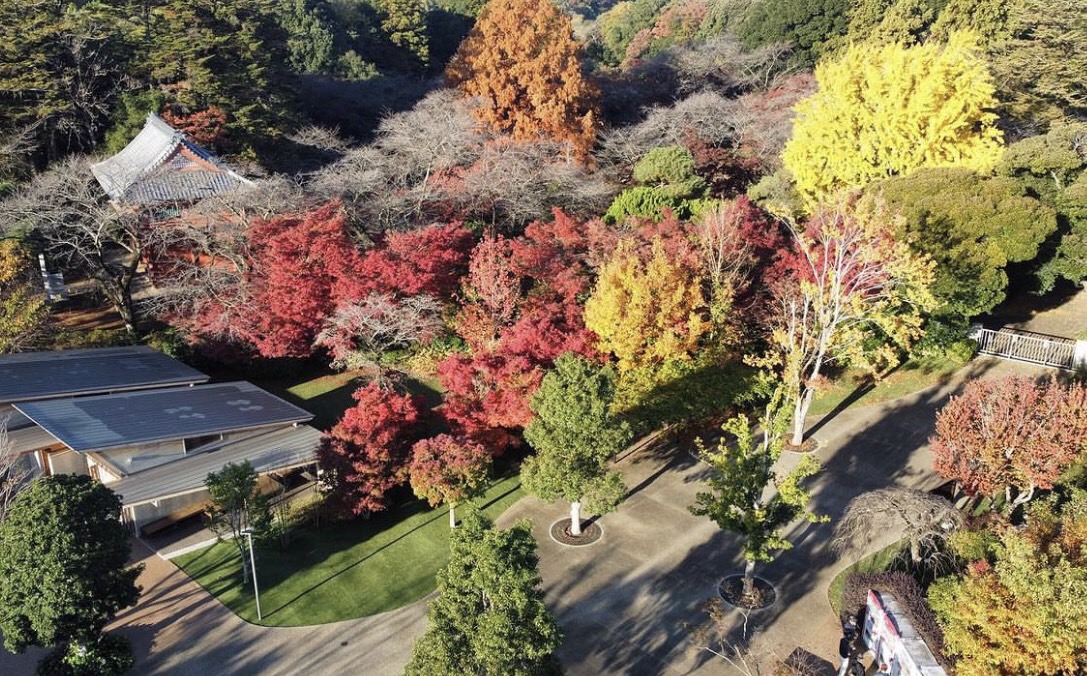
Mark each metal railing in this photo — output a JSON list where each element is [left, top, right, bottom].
[[972, 327, 1078, 370]]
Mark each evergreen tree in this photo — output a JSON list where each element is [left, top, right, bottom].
[[0, 475, 142, 661], [379, 0, 429, 70], [446, 0, 599, 156], [522, 354, 633, 537], [405, 511, 563, 676]]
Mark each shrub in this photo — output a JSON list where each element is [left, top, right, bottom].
[[37, 634, 134, 676]]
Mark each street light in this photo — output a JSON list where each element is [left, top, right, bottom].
[[241, 529, 262, 621]]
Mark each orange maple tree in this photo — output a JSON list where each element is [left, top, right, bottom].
[[446, 0, 600, 157]]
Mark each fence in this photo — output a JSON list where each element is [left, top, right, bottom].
[[969, 326, 1085, 371]]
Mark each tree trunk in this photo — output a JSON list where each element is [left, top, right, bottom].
[[570, 500, 582, 536], [743, 559, 756, 599], [790, 387, 814, 447], [449, 503, 457, 529], [910, 536, 921, 563]]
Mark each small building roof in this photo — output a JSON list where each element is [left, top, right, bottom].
[[90, 114, 252, 205], [13, 382, 313, 453], [110, 425, 322, 507], [0, 346, 209, 405]]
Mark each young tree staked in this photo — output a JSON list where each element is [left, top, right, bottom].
[[0, 475, 142, 660], [405, 511, 562, 675], [691, 406, 824, 599], [446, 0, 600, 157], [522, 353, 633, 537]]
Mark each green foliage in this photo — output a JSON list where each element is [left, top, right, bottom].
[[783, 34, 1003, 203], [987, 0, 1087, 123], [275, 0, 339, 75], [737, 0, 849, 67], [37, 634, 134, 676], [102, 90, 167, 154], [522, 354, 633, 513], [690, 411, 825, 565], [844, 0, 947, 45], [612, 358, 763, 432], [405, 511, 562, 676], [0, 1, 135, 159], [0, 239, 49, 354], [928, 0, 1011, 42], [380, 0, 430, 69], [930, 493, 1087, 675], [0, 475, 141, 654], [593, 0, 671, 66], [206, 461, 268, 571], [605, 146, 710, 223], [871, 168, 1057, 318]]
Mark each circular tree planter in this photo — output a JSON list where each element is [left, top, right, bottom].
[[782, 436, 822, 454], [549, 518, 603, 546], [718, 574, 778, 610]]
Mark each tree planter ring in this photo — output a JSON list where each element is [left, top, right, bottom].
[[549, 518, 603, 546], [718, 574, 778, 610]]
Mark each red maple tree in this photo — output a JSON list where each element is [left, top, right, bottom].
[[352, 222, 475, 299], [319, 383, 424, 516], [930, 376, 1087, 507], [408, 434, 491, 528]]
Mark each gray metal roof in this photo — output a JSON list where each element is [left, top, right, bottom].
[[14, 382, 313, 453], [90, 114, 252, 205], [0, 346, 209, 405], [109, 425, 322, 506]]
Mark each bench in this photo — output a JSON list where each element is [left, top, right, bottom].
[[140, 502, 209, 537]]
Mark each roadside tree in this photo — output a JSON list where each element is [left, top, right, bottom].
[[522, 354, 633, 536], [405, 511, 562, 675], [691, 405, 824, 599], [0, 475, 141, 670], [757, 198, 936, 447], [930, 376, 1087, 507]]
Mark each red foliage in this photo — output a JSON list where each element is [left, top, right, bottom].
[[437, 352, 541, 449], [318, 383, 424, 516], [509, 209, 595, 304], [930, 376, 1087, 499], [239, 202, 364, 358], [408, 434, 490, 507], [352, 223, 475, 299], [161, 105, 229, 150], [454, 236, 521, 352]]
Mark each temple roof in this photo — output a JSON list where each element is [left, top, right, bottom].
[[90, 114, 252, 206]]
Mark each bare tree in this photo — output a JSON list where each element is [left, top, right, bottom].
[[0, 156, 143, 333], [833, 487, 963, 565], [718, 74, 817, 170], [672, 37, 796, 96], [688, 598, 822, 676], [0, 417, 33, 523], [313, 294, 444, 382]]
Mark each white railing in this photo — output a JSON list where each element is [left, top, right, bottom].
[[970, 326, 1080, 371]]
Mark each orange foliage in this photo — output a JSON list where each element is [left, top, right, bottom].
[[446, 0, 600, 158]]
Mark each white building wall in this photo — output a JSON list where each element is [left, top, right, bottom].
[[48, 449, 89, 476]]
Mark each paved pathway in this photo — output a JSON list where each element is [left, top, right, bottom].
[[4, 289, 1081, 675]]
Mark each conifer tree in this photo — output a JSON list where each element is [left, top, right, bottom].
[[405, 511, 562, 676], [446, 0, 599, 157]]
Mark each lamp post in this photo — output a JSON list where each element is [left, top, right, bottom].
[[241, 529, 262, 621]]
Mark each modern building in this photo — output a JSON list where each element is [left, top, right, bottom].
[[1, 346, 321, 535]]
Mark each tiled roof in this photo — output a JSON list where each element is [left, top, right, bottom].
[[14, 382, 313, 453], [90, 114, 252, 205], [0, 346, 208, 405]]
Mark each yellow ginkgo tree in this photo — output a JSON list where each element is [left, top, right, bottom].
[[783, 32, 1004, 203]]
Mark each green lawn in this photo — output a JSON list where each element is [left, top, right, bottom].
[[827, 540, 907, 616], [807, 356, 966, 418], [174, 474, 524, 626]]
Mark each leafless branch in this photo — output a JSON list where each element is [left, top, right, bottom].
[[834, 487, 963, 565]]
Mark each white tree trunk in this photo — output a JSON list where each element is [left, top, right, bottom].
[[449, 503, 457, 529], [570, 501, 583, 536], [791, 387, 814, 447], [743, 559, 756, 598]]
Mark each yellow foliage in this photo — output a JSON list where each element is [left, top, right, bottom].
[[584, 239, 707, 371], [0, 240, 48, 353], [782, 32, 1004, 203]]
